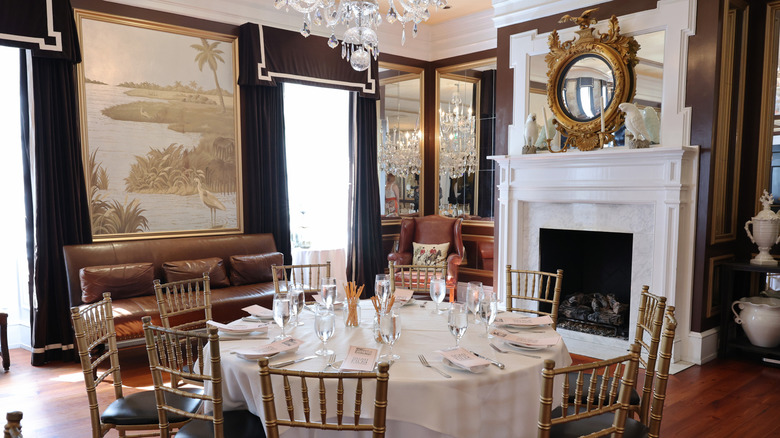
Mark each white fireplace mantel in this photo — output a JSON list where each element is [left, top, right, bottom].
[[491, 146, 703, 365]]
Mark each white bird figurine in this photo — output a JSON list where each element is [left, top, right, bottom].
[[524, 113, 539, 147], [195, 178, 226, 227], [642, 106, 660, 144], [618, 102, 651, 142]]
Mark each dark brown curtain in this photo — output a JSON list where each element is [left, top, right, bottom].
[[478, 70, 496, 219], [25, 51, 92, 365], [239, 23, 292, 264], [347, 93, 383, 297]]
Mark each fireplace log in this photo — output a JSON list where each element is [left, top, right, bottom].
[[587, 310, 624, 326]]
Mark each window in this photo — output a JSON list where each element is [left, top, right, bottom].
[[283, 83, 350, 250]]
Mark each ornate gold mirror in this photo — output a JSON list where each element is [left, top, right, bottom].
[[546, 9, 639, 151]]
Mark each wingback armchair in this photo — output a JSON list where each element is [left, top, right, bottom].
[[387, 215, 465, 284]]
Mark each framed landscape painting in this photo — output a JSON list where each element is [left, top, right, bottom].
[[75, 10, 242, 240]]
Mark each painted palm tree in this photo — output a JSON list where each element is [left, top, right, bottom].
[[191, 38, 226, 112]]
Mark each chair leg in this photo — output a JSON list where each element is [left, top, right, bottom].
[[0, 313, 9, 372]]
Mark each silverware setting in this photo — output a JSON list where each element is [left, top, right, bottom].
[[269, 355, 318, 368], [489, 342, 541, 359], [469, 350, 505, 369], [322, 353, 336, 371], [418, 354, 451, 378]]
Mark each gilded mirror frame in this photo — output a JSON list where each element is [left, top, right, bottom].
[[546, 12, 639, 151], [378, 62, 425, 224], [435, 58, 496, 224]]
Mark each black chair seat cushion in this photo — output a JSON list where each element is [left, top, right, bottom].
[[101, 388, 203, 425], [175, 410, 266, 438], [550, 406, 649, 438], [566, 373, 641, 406]]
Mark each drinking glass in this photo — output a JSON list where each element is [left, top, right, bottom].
[[290, 283, 305, 326], [466, 281, 483, 325], [378, 310, 401, 361], [375, 274, 391, 312], [448, 303, 469, 347], [477, 290, 498, 338], [273, 293, 292, 340], [321, 277, 338, 309], [314, 304, 335, 356], [429, 278, 447, 314]]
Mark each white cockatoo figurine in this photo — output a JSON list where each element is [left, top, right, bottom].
[[642, 106, 660, 144], [618, 102, 651, 142], [524, 113, 539, 146]]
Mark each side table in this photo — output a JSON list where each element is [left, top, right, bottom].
[[0, 312, 8, 371]]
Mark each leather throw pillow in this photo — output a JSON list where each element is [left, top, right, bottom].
[[229, 252, 284, 286], [80, 262, 155, 304], [412, 242, 449, 266], [162, 257, 229, 288]]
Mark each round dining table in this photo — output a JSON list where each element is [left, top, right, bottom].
[[206, 300, 571, 438]]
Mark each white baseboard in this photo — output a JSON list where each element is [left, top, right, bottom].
[[688, 327, 719, 365], [7, 322, 31, 350]]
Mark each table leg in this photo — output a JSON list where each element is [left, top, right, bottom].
[[0, 313, 9, 371]]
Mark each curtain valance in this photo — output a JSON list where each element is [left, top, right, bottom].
[[0, 0, 79, 61]]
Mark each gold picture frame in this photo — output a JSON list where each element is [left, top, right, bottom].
[[75, 10, 242, 240]]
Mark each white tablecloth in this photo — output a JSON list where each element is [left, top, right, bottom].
[[291, 247, 348, 296], [208, 302, 570, 438]]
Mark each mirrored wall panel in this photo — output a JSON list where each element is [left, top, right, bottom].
[[436, 59, 496, 221], [378, 63, 423, 219]]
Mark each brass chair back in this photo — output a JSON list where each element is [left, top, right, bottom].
[[633, 287, 667, 422], [258, 358, 390, 438], [153, 273, 212, 332], [272, 262, 332, 294], [142, 316, 220, 438], [388, 260, 447, 297], [505, 266, 563, 328], [538, 343, 641, 438], [71, 293, 164, 438], [646, 308, 677, 438], [4, 411, 22, 438]]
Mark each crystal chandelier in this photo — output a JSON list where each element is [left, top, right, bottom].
[[439, 83, 477, 178], [274, 0, 448, 71], [379, 121, 422, 178]]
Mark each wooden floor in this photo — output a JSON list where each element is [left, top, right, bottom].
[[2, 347, 780, 437]]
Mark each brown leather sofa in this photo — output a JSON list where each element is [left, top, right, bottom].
[[387, 215, 465, 283], [63, 234, 281, 344]]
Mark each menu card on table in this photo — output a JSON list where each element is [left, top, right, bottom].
[[435, 347, 491, 372], [494, 314, 553, 326], [393, 288, 414, 305], [241, 304, 273, 318], [233, 337, 304, 360], [339, 345, 379, 371], [207, 320, 269, 334], [489, 328, 561, 347]]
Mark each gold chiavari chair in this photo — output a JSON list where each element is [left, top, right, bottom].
[[142, 316, 263, 438], [388, 260, 448, 299], [538, 343, 642, 438], [71, 293, 201, 438], [505, 266, 564, 328], [258, 357, 391, 438], [272, 262, 332, 294], [154, 272, 212, 332], [4, 411, 22, 438]]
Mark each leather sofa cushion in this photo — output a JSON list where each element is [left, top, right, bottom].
[[412, 242, 449, 265], [229, 252, 284, 286], [163, 257, 229, 288], [79, 262, 154, 304]]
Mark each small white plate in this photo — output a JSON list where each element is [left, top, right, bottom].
[[242, 315, 273, 322], [441, 357, 489, 374], [235, 351, 278, 361]]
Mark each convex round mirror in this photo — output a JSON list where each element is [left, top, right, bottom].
[[558, 54, 615, 122]]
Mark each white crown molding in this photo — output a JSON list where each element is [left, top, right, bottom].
[[428, 9, 497, 61], [492, 0, 604, 29]]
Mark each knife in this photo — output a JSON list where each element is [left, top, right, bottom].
[[269, 355, 318, 368], [469, 350, 505, 370]]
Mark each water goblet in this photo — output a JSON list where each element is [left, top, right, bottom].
[[273, 293, 292, 340], [429, 278, 447, 314], [448, 303, 469, 347], [290, 283, 305, 326], [375, 274, 391, 312], [314, 304, 335, 356], [466, 281, 483, 325], [477, 290, 498, 338], [321, 277, 338, 309], [378, 310, 401, 361]]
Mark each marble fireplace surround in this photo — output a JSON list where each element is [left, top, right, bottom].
[[491, 146, 700, 364]]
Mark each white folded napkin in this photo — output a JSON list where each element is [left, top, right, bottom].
[[489, 327, 561, 347], [207, 320, 269, 334], [393, 288, 414, 305], [241, 304, 273, 318], [232, 337, 304, 360], [494, 314, 553, 326], [435, 347, 491, 373]]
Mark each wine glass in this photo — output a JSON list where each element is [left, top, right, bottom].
[[477, 289, 498, 338], [290, 283, 305, 326], [448, 303, 469, 347], [375, 274, 391, 312], [273, 293, 292, 340], [314, 304, 335, 356], [321, 277, 337, 309], [466, 281, 483, 325], [378, 310, 401, 361], [429, 278, 447, 314]]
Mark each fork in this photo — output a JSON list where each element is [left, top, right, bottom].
[[322, 353, 336, 371], [418, 354, 451, 378], [489, 342, 541, 359]]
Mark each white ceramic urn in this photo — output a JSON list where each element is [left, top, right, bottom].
[[744, 190, 780, 266], [731, 296, 780, 348]]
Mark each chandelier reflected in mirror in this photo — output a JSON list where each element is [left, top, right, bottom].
[[380, 120, 422, 178], [439, 83, 477, 178], [274, 0, 448, 71]]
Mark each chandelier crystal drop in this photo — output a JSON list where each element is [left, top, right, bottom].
[[380, 121, 422, 178], [439, 83, 477, 178], [274, 0, 448, 71]]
